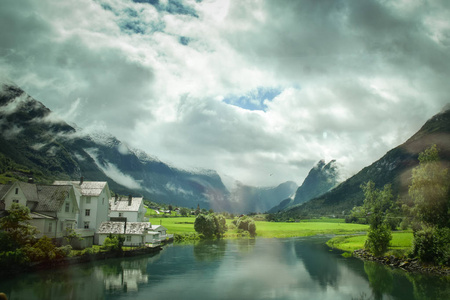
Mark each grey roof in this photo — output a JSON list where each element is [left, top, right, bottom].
[[0, 184, 12, 201], [30, 212, 56, 220], [109, 197, 143, 212], [17, 182, 39, 202], [98, 221, 152, 235], [34, 185, 72, 212], [0, 182, 73, 214], [53, 181, 108, 196], [0, 184, 11, 210]]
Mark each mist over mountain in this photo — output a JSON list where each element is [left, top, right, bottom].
[[0, 81, 296, 213], [268, 160, 340, 213], [279, 105, 450, 218]]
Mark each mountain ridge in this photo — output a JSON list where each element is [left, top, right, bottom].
[[0, 81, 296, 213]]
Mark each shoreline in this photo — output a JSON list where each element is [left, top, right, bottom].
[[0, 244, 163, 279], [352, 249, 450, 277]]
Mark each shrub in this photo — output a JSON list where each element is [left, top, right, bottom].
[[412, 226, 450, 265], [365, 224, 392, 256], [101, 235, 124, 252]]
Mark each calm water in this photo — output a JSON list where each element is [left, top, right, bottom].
[[0, 236, 448, 300]]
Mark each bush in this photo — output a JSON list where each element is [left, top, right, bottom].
[[412, 226, 450, 265], [101, 235, 124, 252], [236, 216, 257, 237], [365, 224, 392, 256]]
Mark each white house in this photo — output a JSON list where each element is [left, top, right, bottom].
[[0, 181, 82, 244], [54, 178, 111, 244], [97, 221, 161, 246], [109, 195, 148, 222]]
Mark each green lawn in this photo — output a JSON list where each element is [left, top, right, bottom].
[[150, 216, 369, 239], [255, 220, 368, 238], [326, 231, 414, 253]]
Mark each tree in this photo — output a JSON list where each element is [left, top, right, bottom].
[[409, 144, 449, 228], [361, 181, 392, 256], [214, 214, 228, 238], [408, 145, 450, 265], [0, 203, 37, 248], [194, 214, 216, 238], [179, 207, 189, 217], [236, 216, 257, 237], [194, 214, 228, 239]]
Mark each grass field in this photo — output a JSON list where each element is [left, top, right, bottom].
[[326, 231, 414, 253], [149, 216, 369, 239]]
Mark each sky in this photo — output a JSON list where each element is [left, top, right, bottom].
[[1, 0, 449, 187]]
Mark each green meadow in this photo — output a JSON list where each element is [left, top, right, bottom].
[[150, 216, 369, 239], [326, 231, 414, 253]]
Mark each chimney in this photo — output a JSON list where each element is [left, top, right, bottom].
[[128, 195, 132, 206], [80, 176, 84, 185], [115, 193, 118, 204]]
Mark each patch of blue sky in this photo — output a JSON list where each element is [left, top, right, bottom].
[[223, 87, 284, 112], [132, 0, 198, 18], [179, 36, 190, 46]]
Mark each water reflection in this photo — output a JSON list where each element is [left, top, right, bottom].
[[364, 261, 393, 300], [0, 237, 448, 300], [193, 239, 227, 262]]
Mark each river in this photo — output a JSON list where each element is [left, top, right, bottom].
[[0, 236, 448, 300]]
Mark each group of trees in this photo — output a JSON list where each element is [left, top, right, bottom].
[[194, 213, 228, 238], [194, 213, 257, 239], [357, 145, 449, 265]]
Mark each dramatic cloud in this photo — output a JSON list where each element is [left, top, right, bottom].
[[1, 0, 449, 186]]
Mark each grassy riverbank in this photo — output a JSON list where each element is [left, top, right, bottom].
[[151, 216, 369, 239], [326, 231, 414, 254]]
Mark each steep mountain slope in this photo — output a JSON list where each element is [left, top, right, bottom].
[[0, 81, 296, 213], [268, 160, 340, 213], [282, 106, 450, 217]]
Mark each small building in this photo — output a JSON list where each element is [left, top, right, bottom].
[[97, 221, 161, 246], [109, 195, 148, 222]]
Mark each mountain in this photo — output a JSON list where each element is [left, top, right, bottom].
[[268, 160, 340, 213], [280, 105, 450, 217], [0, 81, 295, 213]]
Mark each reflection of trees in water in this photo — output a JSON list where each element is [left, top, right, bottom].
[[293, 239, 340, 289], [363, 261, 393, 300], [235, 238, 256, 254], [193, 239, 227, 262], [406, 273, 450, 300], [0, 265, 104, 300]]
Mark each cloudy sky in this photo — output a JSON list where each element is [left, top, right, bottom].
[[1, 0, 449, 186]]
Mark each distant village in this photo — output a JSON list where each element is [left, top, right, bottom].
[[0, 177, 172, 249]]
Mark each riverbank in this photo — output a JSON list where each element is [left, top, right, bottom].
[[353, 249, 450, 277], [327, 232, 450, 277], [0, 244, 163, 279]]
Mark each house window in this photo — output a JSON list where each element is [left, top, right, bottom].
[[15, 188, 18, 194], [126, 236, 131, 242], [85, 209, 90, 216], [84, 222, 89, 229], [48, 222, 53, 233], [86, 197, 91, 204], [119, 213, 123, 217], [102, 198, 105, 205], [12, 199, 19, 203], [66, 224, 72, 230], [65, 202, 70, 213]]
